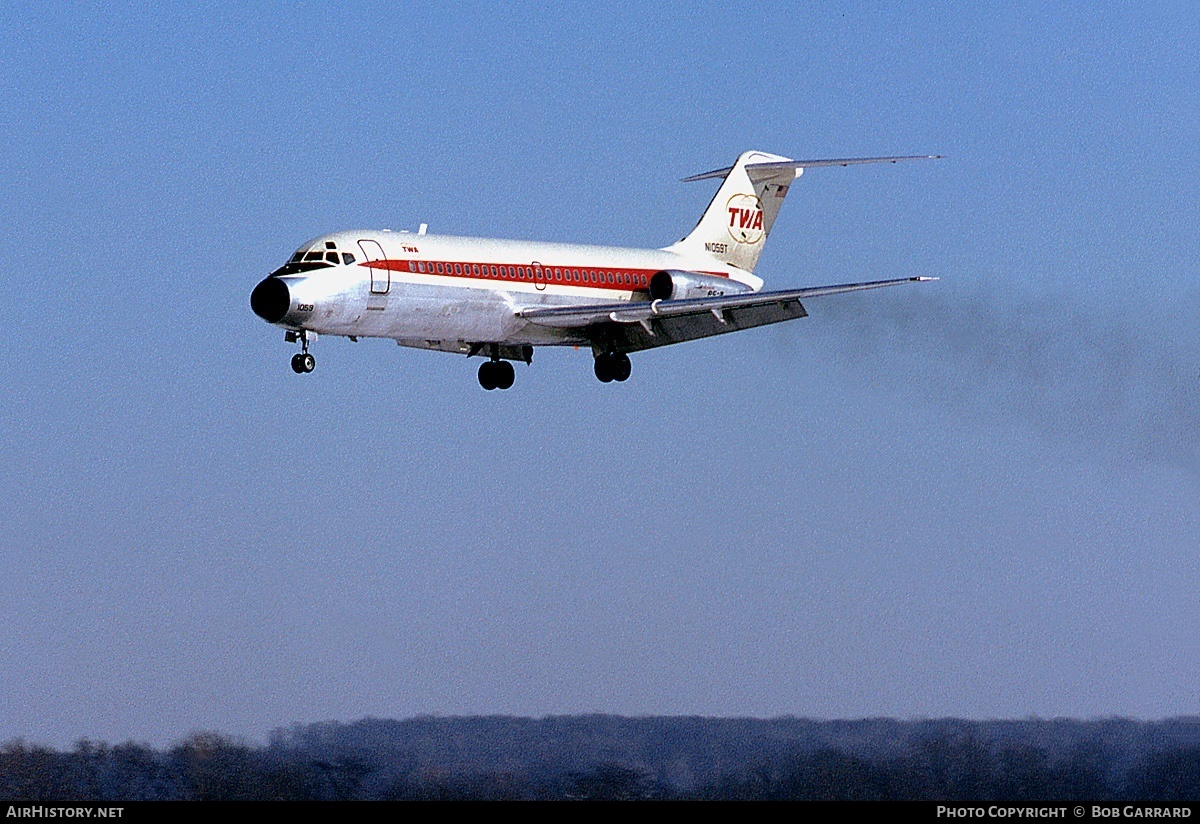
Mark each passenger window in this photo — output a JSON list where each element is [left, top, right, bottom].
[[436, 262, 444, 274], [418, 261, 426, 273], [344, 253, 356, 265], [454, 263, 462, 275]]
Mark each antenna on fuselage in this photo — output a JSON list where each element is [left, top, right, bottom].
[[418, 223, 428, 235]]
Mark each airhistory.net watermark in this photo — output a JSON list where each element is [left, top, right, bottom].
[[5, 808, 123, 819]]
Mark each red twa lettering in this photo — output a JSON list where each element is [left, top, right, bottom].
[[728, 208, 763, 229]]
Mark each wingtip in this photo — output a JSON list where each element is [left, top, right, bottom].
[[911, 276, 939, 282]]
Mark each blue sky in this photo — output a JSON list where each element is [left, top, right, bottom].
[[1, 2, 1198, 746]]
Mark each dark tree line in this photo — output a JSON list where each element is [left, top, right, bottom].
[[3, 717, 1200, 800]]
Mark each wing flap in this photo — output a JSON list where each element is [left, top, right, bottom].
[[610, 299, 810, 351]]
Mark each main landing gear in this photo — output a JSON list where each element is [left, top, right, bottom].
[[469, 343, 526, 391], [594, 351, 631, 383], [478, 359, 515, 390], [287, 330, 315, 374]]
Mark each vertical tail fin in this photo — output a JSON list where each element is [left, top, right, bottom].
[[665, 150, 800, 274], [666, 151, 940, 274]]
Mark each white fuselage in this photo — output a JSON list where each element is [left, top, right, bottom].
[[260, 230, 761, 355]]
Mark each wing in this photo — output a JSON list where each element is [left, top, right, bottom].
[[518, 277, 934, 353]]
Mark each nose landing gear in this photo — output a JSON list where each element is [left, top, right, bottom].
[[593, 351, 631, 383], [287, 330, 315, 374]]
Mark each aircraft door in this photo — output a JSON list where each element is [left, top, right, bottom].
[[359, 239, 389, 294]]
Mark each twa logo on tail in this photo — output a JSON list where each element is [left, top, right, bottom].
[[726, 193, 764, 244]]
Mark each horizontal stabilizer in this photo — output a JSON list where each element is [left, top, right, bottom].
[[681, 155, 942, 183]]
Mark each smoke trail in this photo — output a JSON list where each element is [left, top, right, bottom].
[[801, 282, 1200, 474]]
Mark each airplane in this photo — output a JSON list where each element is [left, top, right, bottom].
[[250, 150, 939, 389]]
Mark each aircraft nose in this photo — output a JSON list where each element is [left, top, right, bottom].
[[250, 276, 291, 323]]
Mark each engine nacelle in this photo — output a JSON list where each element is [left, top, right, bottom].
[[648, 270, 753, 301]]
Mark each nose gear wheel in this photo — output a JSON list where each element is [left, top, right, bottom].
[[291, 353, 315, 373]]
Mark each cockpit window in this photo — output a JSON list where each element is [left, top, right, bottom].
[[342, 252, 356, 265], [270, 245, 339, 278], [325, 241, 337, 250]]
